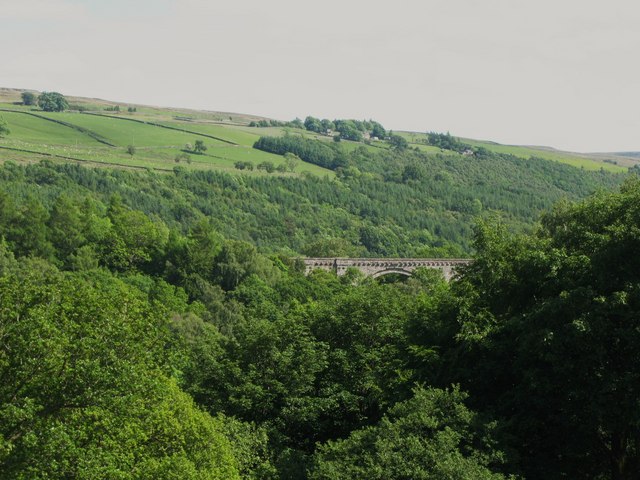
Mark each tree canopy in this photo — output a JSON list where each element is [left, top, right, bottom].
[[21, 91, 36, 105], [0, 116, 9, 137], [438, 177, 640, 479], [0, 149, 634, 478], [311, 387, 509, 480], [37, 91, 69, 112]]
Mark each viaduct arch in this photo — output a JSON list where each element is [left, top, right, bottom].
[[301, 258, 471, 281]]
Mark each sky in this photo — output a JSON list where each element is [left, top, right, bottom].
[[2, 0, 639, 152]]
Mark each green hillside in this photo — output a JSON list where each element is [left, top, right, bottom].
[[1, 88, 639, 480], [0, 91, 333, 176], [0, 88, 631, 256], [1, 88, 635, 176], [398, 131, 630, 173]]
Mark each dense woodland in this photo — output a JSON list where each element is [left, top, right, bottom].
[[0, 137, 621, 258], [0, 135, 637, 479]]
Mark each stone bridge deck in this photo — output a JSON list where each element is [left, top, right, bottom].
[[302, 258, 471, 281]]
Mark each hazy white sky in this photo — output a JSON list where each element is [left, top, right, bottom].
[[2, 0, 639, 152]]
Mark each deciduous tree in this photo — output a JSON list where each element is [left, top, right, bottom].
[[37, 91, 68, 112], [21, 91, 36, 105]]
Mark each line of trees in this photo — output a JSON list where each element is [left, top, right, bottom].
[[302, 116, 387, 142], [253, 135, 348, 170], [19, 91, 71, 112]]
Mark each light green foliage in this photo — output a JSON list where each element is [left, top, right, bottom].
[[310, 387, 509, 480], [0, 116, 9, 137], [0, 110, 99, 145], [217, 415, 278, 479], [104, 196, 169, 270], [213, 240, 280, 290], [284, 152, 300, 172], [463, 138, 626, 172], [175, 152, 191, 163], [0, 265, 239, 479]]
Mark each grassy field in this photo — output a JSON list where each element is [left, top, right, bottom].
[[0, 110, 103, 146], [462, 139, 627, 173], [0, 95, 334, 177], [395, 130, 628, 173], [0, 88, 633, 175]]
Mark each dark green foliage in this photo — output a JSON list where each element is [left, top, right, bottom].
[[431, 179, 640, 479], [250, 119, 288, 128], [427, 131, 468, 152], [20, 91, 36, 105], [254, 134, 347, 170], [289, 118, 304, 129], [0, 151, 622, 259], [334, 119, 363, 141], [257, 161, 276, 173], [46, 194, 87, 266], [194, 139, 207, 153], [304, 116, 324, 133], [177, 274, 449, 476], [321, 119, 335, 132], [234, 160, 254, 170], [299, 116, 381, 138], [175, 152, 191, 163], [388, 133, 409, 151], [5, 195, 54, 260], [370, 121, 386, 139], [37, 91, 69, 112], [402, 163, 424, 182], [310, 387, 509, 480]]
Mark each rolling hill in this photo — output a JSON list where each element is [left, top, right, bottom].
[[0, 88, 633, 175]]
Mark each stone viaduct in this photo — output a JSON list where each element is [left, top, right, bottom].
[[301, 258, 471, 281]]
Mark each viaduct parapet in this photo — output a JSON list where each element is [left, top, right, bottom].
[[301, 258, 471, 281]]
